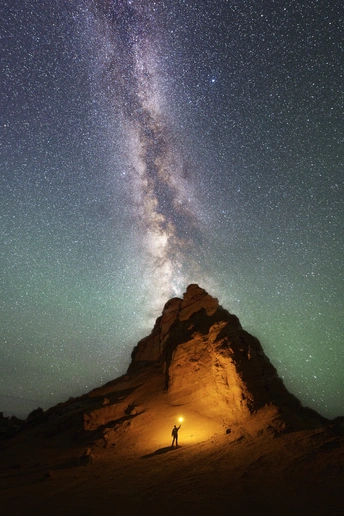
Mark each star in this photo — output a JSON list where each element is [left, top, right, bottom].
[[0, 0, 343, 420]]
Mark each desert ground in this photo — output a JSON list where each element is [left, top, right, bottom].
[[1, 390, 344, 516]]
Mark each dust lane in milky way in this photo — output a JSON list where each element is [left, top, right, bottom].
[[100, 0, 209, 307]]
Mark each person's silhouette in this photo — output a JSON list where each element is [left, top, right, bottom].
[[171, 424, 181, 447]]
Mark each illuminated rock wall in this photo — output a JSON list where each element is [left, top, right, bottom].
[[129, 284, 301, 419]]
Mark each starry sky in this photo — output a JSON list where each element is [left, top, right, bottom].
[[1, 0, 343, 420]]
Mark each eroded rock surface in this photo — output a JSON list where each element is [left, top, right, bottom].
[[129, 284, 302, 419]]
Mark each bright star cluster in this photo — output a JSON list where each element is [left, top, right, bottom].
[[0, 0, 343, 419]]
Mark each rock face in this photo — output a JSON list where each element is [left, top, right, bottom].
[[3, 284, 343, 516], [129, 284, 302, 421], [5, 284, 327, 444]]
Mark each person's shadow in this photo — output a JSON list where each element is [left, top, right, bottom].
[[141, 446, 181, 459]]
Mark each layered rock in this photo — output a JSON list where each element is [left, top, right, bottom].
[[129, 284, 302, 420]]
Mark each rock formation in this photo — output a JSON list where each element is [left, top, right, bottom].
[[2, 284, 343, 515], [129, 284, 316, 423], [0, 284, 331, 442], [81, 284, 326, 438]]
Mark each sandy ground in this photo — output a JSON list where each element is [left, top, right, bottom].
[[1, 418, 344, 516], [1, 365, 343, 515]]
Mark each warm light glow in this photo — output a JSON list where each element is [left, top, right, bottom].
[[178, 417, 184, 423]]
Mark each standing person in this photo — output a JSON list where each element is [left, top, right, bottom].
[[171, 424, 181, 447]]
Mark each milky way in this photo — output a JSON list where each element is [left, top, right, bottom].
[[1, 0, 343, 419], [95, 0, 210, 309]]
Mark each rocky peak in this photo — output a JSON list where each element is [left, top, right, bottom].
[[129, 284, 218, 365], [179, 283, 219, 320], [128, 284, 305, 421], [5, 284, 328, 451]]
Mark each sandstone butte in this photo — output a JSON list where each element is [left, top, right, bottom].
[[1, 284, 344, 515]]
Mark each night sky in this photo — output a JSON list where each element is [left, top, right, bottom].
[[1, 0, 343, 419]]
